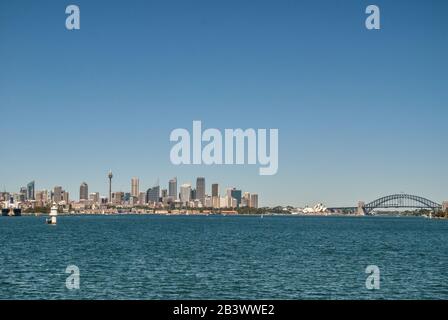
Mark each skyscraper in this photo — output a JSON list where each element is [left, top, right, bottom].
[[80, 182, 88, 200], [250, 194, 258, 209], [27, 181, 35, 200], [19, 187, 27, 202], [211, 184, 219, 197], [112, 191, 123, 205], [62, 190, 69, 203], [138, 192, 146, 205], [196, 177, 205, 205], [108, 170, 113, 203], [53, 186, 62, 203], [131, 177, 139, 197], [146, 185, 160, 204], [230, 188, 242, 207], [89, 192, 100, 204], [169, 178, 177, 200], [180, 184, 191, 205]]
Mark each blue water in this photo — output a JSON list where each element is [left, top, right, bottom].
[[0, 215, 447, 299]]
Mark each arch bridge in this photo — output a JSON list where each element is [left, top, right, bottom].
[[359, 194, 442, 215]]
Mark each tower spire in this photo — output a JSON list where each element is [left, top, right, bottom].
[[108, 170, 113, 204]]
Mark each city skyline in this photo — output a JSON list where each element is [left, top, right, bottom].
[[2, 172, 447, 209], [1, 173, 260, 208], [1, 1, 447, 207]]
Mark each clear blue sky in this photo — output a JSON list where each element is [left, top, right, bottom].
[[1, 0, 447, 207]]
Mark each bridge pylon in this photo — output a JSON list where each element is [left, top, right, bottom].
[[357, 201, 366, 216], [443, 201, 448, 213]]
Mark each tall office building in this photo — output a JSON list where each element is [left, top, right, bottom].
[[62, 190, 69, 203], [230, 188, 242, 207], [180, 184, 191, 205], [80, 182, 88, 200], [19, 187, 27, 202], [89, 192, 100, 204], [196, 177, 205, 205], [243, 192, 251, 207], [131, 177, 139, 197], [138, 192, 146, 205], [146, 185, 160, 204], [27, 181, 35, 200], [211, 183, 219, 208], [112, 191, 123, 205], [169, 178, 177, 200], [211, 184, 219, 197], [250, 194, 258, 209], [53, 186, 63, 203]]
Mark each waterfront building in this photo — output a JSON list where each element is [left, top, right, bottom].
[[250, 194, 258, 209], [146, 185, 160, 204], [169, 178, 177, 200], [190, 188, 196, 201], [196, 177, 205, 205], [27, 181, 35, 200], [131, 177, 139, 197], [180, 184, 191, 205], [80, 182, 88, 200]]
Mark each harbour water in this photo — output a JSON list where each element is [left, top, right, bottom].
[[0, 215, 447, 299]]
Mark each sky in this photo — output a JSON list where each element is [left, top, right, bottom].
[[0, 0, 447, 207]]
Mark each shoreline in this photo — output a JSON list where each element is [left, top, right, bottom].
[[9, 212, 445, 219]]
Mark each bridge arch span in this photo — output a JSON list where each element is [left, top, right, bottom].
[[362, 194, 441, 215]]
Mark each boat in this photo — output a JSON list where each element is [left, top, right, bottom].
[[2, 197, 21, 216]]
